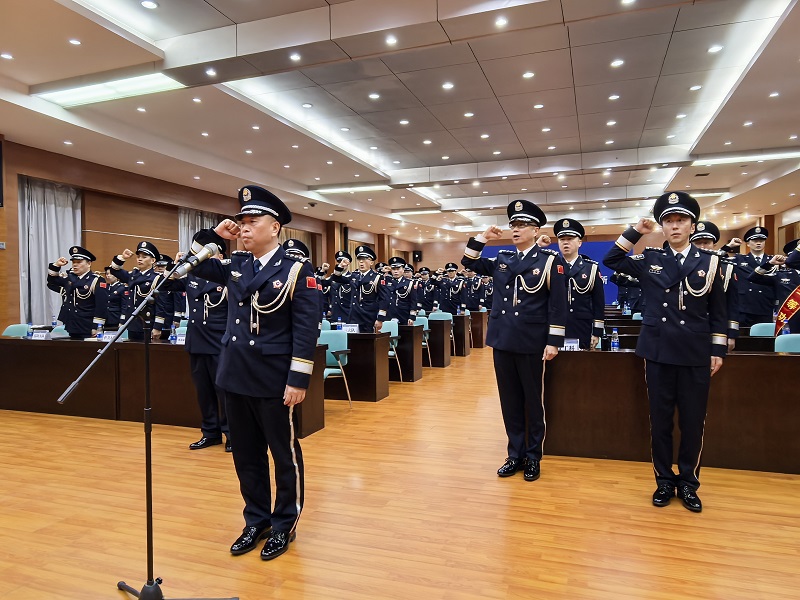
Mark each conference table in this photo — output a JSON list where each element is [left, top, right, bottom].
[[452, 314, 471, 356], [425, 319, 452, 368], [323, 331, 390, 402], [0, 338, 326, 438]]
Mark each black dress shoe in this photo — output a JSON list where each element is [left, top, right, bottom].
[[497, 457, 523, 477], [260, 530, 296, 561], [678, 485, 702, 512], [230, 526, 270, 555], [225, 438, 232, 452], [189, 437, 222, 450], [652, 483, 675, 507], [523, 459, 540, 482]]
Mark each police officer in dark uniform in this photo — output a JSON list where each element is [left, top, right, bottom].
[[603, 191, 728, 512], [462, 199, 567, 481], [749, 238, 800, 332], [610, 272, 629, 307], [690, 221, 740, 350], [186, 185, 320, 561], [481, 275, 493, 310], [324, 250, 352, 323], [47, 246, 108, 339], [464, 267, 485, 311], [171, 241, 231, 452], [722, 226, 775, 327], [437, 262, 467, 314], [415, 267, 438, 313], [553, 219, 605, 350], [330, 245, 388, 333], [386, 257, 418, 325], [110, 241, 162, 342], [104, 266, 125, 331], [153, 254, 177, 341]]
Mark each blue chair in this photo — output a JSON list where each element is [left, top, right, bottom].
[[51, 326, 68, 338], [632, 312, 643, 321], [428, 311, 455, 354], [380, 320, 403, 381], [749, 322, 774, 337], [179, 319, 188, 328], [417, 309, 426, 317], [775, 333, 800, 353], [2, 323, 29, 337], [321, 319, 331, 331], [318, 330, 352, 407], [479, 307, 487, 312], [414, 316, 432, 367], [176, 326, 187, 335]]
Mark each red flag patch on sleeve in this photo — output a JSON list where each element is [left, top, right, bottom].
[[306, 276, 317, 289], [557, 265, 564, 274], [99, 282, 107, 288]]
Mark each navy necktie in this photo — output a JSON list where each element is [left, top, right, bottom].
[[518, 251, 524, 261], [675, 253, 684, 267], [253, 260, 261, 274]]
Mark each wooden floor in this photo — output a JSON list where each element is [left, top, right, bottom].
[[1, 347, 798, 600]]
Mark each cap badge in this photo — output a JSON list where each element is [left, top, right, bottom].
[[242, 188, 251, 201], [358, 246, 363, 252], [287, 240, 294, 247], [515, 201, 523, 211], [668, 193, 679, 204], [755, 227, 761, 233], [71, 247, 77, 254], [697, 223, 705, 231], [562, 219, 569, 227]]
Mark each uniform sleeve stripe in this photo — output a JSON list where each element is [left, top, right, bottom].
[[594, 320, 605, 328], [712, 334, 728, 345], [464, 247, 481, 259], [549, 326, 566, 336], [729, 321, 740, 330], [290, 359, 314, 375], [615, 235, 634, 251]]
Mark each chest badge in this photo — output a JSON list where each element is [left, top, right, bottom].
[[231, 271, 242, 282], [273, 280, 283, 289], [697, 270, 706, 277], [532, 268, 541, 275], [217, 286, 223, 292], [649, 265, 663, 274], [581, 273, 587, 279], [498, 263, 508, 271]]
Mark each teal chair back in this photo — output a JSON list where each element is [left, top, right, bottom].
[[179, 319, 188, 328], [51, 326, 68, 338], [428, 312, 453, 322], [414, 316, 429, 332], [321, 319, 332, 331], [749, 322, 774, 337], [632, 312, 643, 321], [775, 333, 800, 353], [2, 323, 29, 337], [479, 307, 487, 312], [176, 326, 187, 335], [319, 330, 349, 367], [417, 309, 426, 316], [380, 319, 399, 341]]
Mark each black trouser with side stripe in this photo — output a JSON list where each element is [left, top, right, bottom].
[[225, 392, 304, 533], [189, 353, 228, 439], [645, 360, 710, 490], [493, 349, 546, 462]]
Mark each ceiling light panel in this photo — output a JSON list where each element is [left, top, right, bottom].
[[571, 34, 671, 86], [480, 49, 574, 97]]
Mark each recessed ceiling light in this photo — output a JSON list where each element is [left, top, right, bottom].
[[423, 140, 432, 145], [769, 92, 780, 98], [548, 145, 556, 150], [201, 132, 209, 137], [442, 82, 454, 90], [472, 181, 480, 187], [542, 127, 551, 132], [603, 182, 609, 185], [136, 160, 145, 165], [523, 72, 535, 79], [303, 206, 308, 210], [689, 85, 702, 91], [661, 163, 669, 167], [454, 180, 460, 184], [354, 174, 360, 177], [137, 107, 146, 112], [290, 53, 301, 61], [495, 16, 508, 27], [284, 164, 290, 168], [646, 179, 652, 182], [386, 35, 397, 46], [205, 68, 216, 77], [340, 127, 350, 132], [493, 151, 501, 155], [558, 174, 566, 181], [480, 133, 489, 139], [609, 94, 620, 100], [399, 119, 409, 125], [483, 191, 489, 194], [464, 112, 474, 117], [791, 193, 797, 197], [708, 45, 723, 53], [1, 53, 13, 60], [368, 93, 381, 100], [743, 121, 753, 127], [602, 204, 607, 208], [606, 120, 617, 126], [291, 145, 299, 149], [676, 114, 686, 119], [245, 149, 253, 154], [610, 59, 624, 68], [349, 219, 354, 222], [192, 97, 201, 103], [666, 134, 676, 139], [193, 176, 200, 180], [521, 188, 527, 191], [772, 202, 778, 206], [533, 104, 544, 109], [315, 177, 321, 181], [790, 135, 798, 140], [561, 185, 568, 188], [69, 39, 81, 46], [605, 140, 614, 145], [369, 146, 378, 150], [741, 172, 748, 175], [302, 103, 313, 108], [621, 0, 636, 5], [501, 177, 507, 180], [724, 140, 732, 145], [441, 155, 450, 160], [141, 1, 158, 8], [326, 160, 333, 165], [635, 202, 641, 206], [393, 160, 401, 164]]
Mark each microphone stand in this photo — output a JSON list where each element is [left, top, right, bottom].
[[58, 259, 237, 600]]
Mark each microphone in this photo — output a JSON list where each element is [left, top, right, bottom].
[[173, 243, 219, 278]]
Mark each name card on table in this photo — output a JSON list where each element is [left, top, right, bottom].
[[176, 333, 186, 345], [341, 323, 360, 334], [31, 330, 51, 340], [102, 332, 117, 342], [561, 338, 580, 351]]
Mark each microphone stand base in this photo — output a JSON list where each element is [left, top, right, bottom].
[[117, 579, 238, 600]]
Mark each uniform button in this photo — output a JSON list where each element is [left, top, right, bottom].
[[680, 320, 685, 325], [191, 320, 194, 324], [665, 288, 670, 293], [192, 309, 197, 313], [570, 308, 574, 312], [683, 291, 688, 295], [239, 302, 243, 306], [663, 303, 668, 307], [506, 285, 510, 289], [503, 298, 507, 301], [662, 317, 666, 322], [514, 312, 519, 316], [203, 321, 207, 325], [249, 340, 255, 346], [235, 319, 240, 324], [232, 336, 237, 341], [501, 310, 506, 314]]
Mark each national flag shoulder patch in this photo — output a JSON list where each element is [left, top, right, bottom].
[[306, 277, 317, 289]]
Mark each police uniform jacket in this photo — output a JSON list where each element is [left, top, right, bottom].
[[729, 253, 776, 316], [170, 274, 228, 354], [154, 285, 175, 333], [483, 280, 494, 310], [106, 281, 125, 328], [787, 249, 800, 269], [110, 258, 163, 336], [437, 275, 467, 314], [386, 276, 418, 322], [328, 278, 352, 322], [610, 272, 629, 305], [416, 278, 439, 312], [465, 276, 485, 311], [604, 228, 728, 366], [749, 264, 800, 329], [720, 255, 740, 340], [190, 239, 321, 396], [46, 265, 108, 336], [563, 254, 605, 345], [331, 268, 388, 327], [462, 239, 567, 353]]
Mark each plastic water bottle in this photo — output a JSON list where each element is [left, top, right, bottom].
[[26, 322, 33, 339], [336, 317, 343, 330], [623, 302, 630, 316], [457, 306, 462, 315], [96, 324, 104, 340], [51, 314, 58, 327], [773, 309, 779, 323], [782, 320, 791, 335], [610, 328, 620, 351], [169, 324, 178, 344]]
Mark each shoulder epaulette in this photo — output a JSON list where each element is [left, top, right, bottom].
[[580, 254, 598, 264], [631, 254, 645, 261], [498, 249, 515, 255], [220, 258, 231, 265], [232, 250, 250, 256], [696, 247, 719, 256], [644, 246, 667, 253], [541, 248, 559, 256]]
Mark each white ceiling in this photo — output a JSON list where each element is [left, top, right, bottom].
[[1, 0, 800, 242]]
